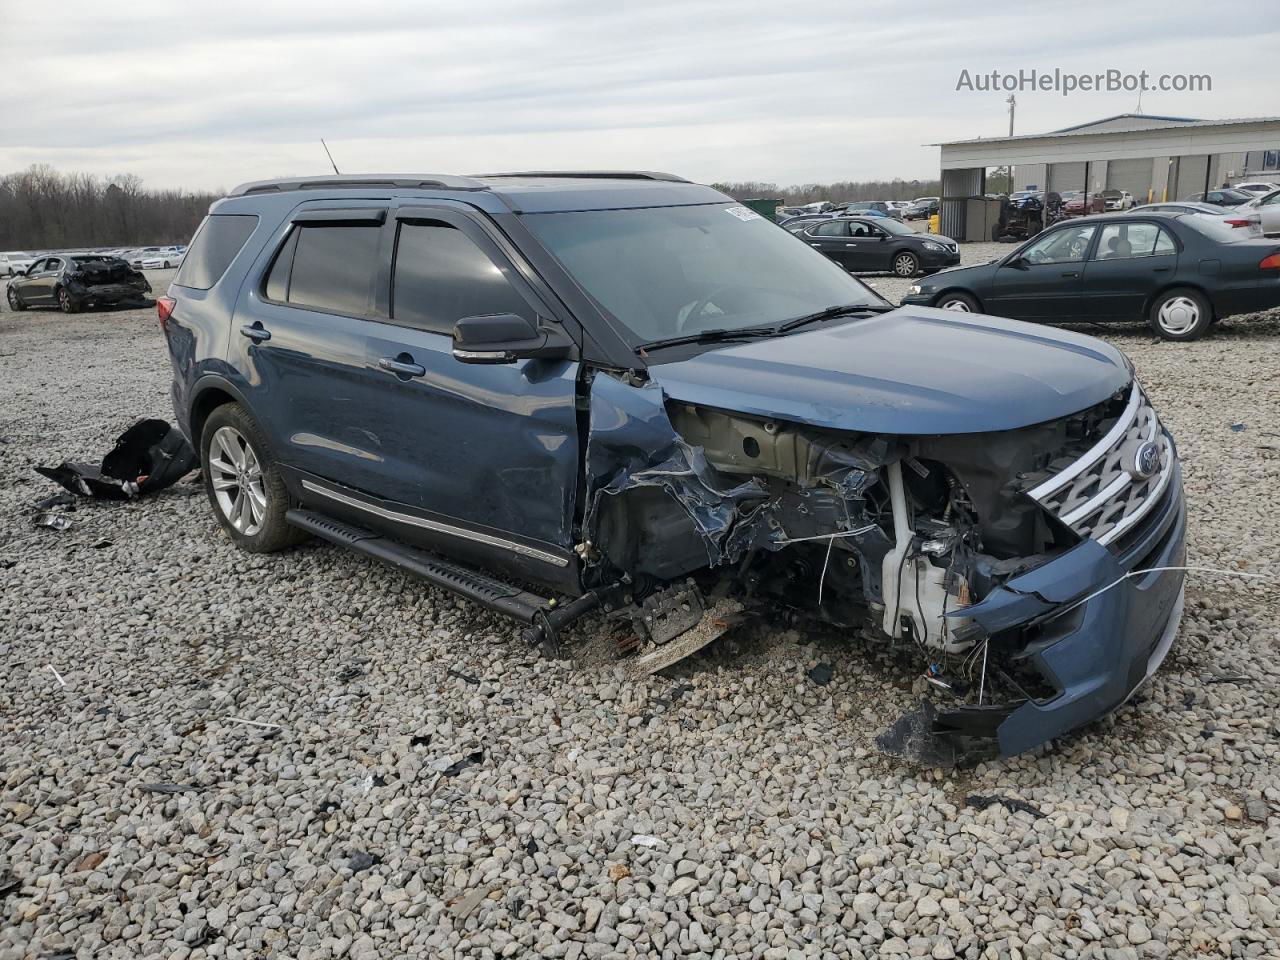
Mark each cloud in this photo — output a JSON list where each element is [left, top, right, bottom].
[[1, 0, 1275, 190]]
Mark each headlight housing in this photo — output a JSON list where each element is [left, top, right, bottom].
[[909, 284, 922, 295], [921, 240, 944, 252]]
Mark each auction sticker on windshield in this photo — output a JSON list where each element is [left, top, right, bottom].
[[724, 205, 762, 221]]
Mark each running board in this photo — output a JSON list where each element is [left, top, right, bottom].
[[286, 509, 552, 623]]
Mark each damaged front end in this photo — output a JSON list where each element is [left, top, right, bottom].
[[580, 372, 1185, 762]]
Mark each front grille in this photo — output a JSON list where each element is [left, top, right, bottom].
[[1026, 382, 1175, 548]]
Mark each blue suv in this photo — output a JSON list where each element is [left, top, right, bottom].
[[162, 172, 1186, 761]]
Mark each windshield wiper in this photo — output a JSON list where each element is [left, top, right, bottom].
[[635, 326, 780, 353], [773, 302, 895, 334]]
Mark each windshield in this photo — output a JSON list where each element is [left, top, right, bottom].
[[874, 218, 915, 236], [523, 203, 884, 344]]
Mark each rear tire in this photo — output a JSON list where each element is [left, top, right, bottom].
[[935, 291, 980, 312], [892, 251, 920, 277], [6, 285, 26, 311], [58, 288, 80, 314], [1148, 287, 1212, 341], [201, 403, 305, 553]]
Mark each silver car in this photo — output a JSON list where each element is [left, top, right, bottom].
[[1129, 202, 1262, 238], [1238, 189, 1280, 237]]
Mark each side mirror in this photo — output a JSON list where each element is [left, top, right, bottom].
[[452, 313, 573, 364], [1005, 255, 1027, 269]]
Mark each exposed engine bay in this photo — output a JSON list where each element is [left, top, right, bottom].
[[577, 372, 1181, 762]]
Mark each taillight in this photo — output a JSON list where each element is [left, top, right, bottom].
[[1223, 218, 1253, 228], [156, 296, 176, 329], [1261, 253, 1280, 270]]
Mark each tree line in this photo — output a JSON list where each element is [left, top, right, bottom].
[[0, 165, 220, 251], [711, 178, 943, 205]]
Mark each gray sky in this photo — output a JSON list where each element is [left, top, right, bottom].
[[1, 0, 1275, 191]]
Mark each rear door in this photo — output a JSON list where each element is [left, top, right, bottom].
[[987, 223, 1097, 320], [230, 202, 388, 483], [842, 219, 886, 270], [1080, 221, 1179, 320], [803, 220, 851, 266]]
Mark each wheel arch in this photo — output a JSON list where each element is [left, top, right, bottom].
[[1142, 281, 1216, 321], [930, 287, 984, 312], [189, 376, 253, 458]]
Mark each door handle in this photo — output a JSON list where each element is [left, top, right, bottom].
[[1153, 266, 1171, 273], [240, 323, 271, 342], [1060, 271, 1079, 278], [378, 356, 426, 378], [809, 243, 823, 247]]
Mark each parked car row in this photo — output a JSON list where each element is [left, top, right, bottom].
[[1, 244, 186, 277], [904, 211, 1280, 341], [5, 253, 152, 313]]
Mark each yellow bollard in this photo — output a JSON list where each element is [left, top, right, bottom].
[[928, 213, 940, 234]]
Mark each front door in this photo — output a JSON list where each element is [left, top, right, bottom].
[[803, 220, 853, 268], [987, 223, 1097, 321], [24, 258, 60, 303], [354, 207, 580, 557], [1080, 221, 1179, 320]]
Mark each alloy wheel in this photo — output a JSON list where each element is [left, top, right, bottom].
[[207, 425, 267, 536], [893, 254, 917, 277], [6, 287, 18, 310], [1156, 296, 1200, 336]]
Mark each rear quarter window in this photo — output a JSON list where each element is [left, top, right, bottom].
[[174, 214, 259, 290]]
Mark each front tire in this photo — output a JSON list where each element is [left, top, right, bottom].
[[6, 285, 26, 311], [892, 251, 920, 277], [201, 403, 304, 553], [1148, 287, 1212, 341], [935, 291, 980, 312]]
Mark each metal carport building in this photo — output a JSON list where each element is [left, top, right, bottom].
[[935, 114, 1280, 241]]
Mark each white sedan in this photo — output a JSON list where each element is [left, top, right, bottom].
[[1, 251, 40, 277]]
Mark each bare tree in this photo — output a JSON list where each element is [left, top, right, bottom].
[[0, 166, 219, 249]]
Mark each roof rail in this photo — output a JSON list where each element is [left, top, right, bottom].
[[473, 170, 691, 183], [226, 174, 490, 197]]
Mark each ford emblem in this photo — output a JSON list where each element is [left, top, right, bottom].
[[1131, 440, 1161, 479]]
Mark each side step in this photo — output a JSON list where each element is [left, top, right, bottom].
[[286, 509, 552, 623]]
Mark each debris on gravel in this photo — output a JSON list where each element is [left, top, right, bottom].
[[2, 268, 1278, 958]]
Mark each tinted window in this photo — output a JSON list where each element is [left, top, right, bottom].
[[174, 215, 258, 290], [282, 225, 381, 316], [391, 222, 532, 335], [263, 229, 300, 303], [1094, 223, 1176, 260], [1021, 225, 1096, 264], [811, 221, 847, 237]]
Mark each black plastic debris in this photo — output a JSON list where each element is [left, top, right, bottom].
[[442, 750, 484, 777], [409, 734, 432, 748], [966, 794, 1046, 819], [91, 538, 113, 549], [138, 782, 197, 795], [335, 665, 364, 682], [33, 492, 75, 511], [447, 668, 481, 685], [348, 851, 381, 872], [0, 874, 20, 899], [525, 839, 538, 856], [807, 662, 834, 686], [35, 419, 195, 501], [875, 700, 960, 767]]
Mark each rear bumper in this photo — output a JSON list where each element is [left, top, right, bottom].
[[70, 281, 151, 304], [890, 462, 1187, 761]]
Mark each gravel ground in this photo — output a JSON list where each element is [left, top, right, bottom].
[[1, 261, 1278, 960]]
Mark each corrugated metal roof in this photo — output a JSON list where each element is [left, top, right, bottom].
[[1050, 113, 1200, 133], [935, 115, 1280, 147]]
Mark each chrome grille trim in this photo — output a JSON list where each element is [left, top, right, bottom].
[[1027, 381, 1175, 547]]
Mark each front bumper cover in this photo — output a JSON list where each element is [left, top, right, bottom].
[[882, 461, 1186, 762]]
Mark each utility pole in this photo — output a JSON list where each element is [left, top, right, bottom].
[[1006, 94, 1016, 137]]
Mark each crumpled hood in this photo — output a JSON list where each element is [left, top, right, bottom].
[[650, 306, 1132, 435]]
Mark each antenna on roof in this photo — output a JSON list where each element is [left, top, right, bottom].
[[320, 139, 341, 175]]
